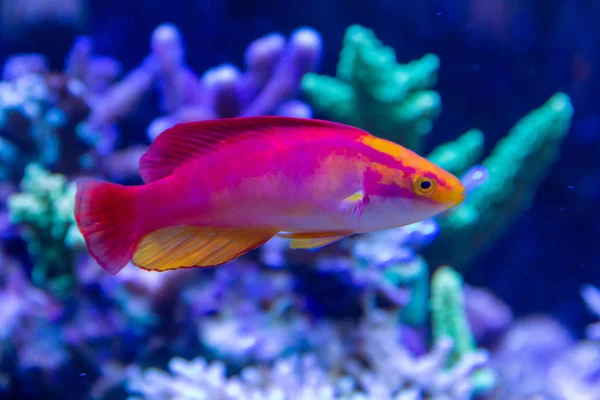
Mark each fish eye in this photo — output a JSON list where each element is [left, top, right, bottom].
[[412, 176, 436, 196]]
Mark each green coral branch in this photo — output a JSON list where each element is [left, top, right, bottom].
[[301, 25, 441, 152], [383, 256, 429, 326], [426, 93, 573, 269], [430, 266, 496, 396], [7, 163, 84, 296], [427, 129, 485, 177], [302, 24, 573, 271]]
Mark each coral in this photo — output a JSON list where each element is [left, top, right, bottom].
[[581, 284, 600, 340], [126, 311, 491, 400], [425, 93, 574, 269], [0, 41, 144, 182], [546, 341, 600, 399], [429, 266, 496, 396], [426, 129, 485, 177], [2, 22, 323, 298], [301, 24, 440, 153], [489, 316, 574, 399], [147, 24, 323, 141], [1, 23, 322, 181], [301, 25, 573, 271], [0, 253, 69, 389], [490, 312, 600, 400], [382, 257, 429, 326], [0, 71, 74, 183], [186, 262, 312, 366], [0, 20, 587, 400], [7, 163, 83, 295], [462, 285, 513, 343], [352, 220, 439, 326]]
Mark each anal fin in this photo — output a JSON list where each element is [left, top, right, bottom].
[[277, 231, 353, 249], [132, 226, 277, 271]]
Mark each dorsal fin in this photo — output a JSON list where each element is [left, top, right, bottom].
[[139, 116, 362, 183]]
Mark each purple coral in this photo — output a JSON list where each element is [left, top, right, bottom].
[[490, 316, 574, 399], [147, 26, 323, 141], [1, 22, 321, 182], [581, 284, 600, 340], [547, 341, 600, 399], [126, 310, 491, 400]]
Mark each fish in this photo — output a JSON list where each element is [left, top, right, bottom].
[[74, 116, 466, 275]]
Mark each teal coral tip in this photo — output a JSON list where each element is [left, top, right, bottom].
[[430, 266, 475, 361], [427, 129, 485, 177], [426, 93, 574, 270], [7, 163, 84, 295], [301, 24, 441, 152], [430, 266, 497, 395], [383, 256, 429, 326]]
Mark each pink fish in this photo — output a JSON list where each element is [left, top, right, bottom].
[[75, 117, 465, 275]]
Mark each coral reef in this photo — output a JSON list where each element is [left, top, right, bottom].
[[126, 315, 489, 400], [7, 163, 83, 295], [1, 22, 323, 182], [426, 92, 574, 269], [0, 70, 83, 183], [429, 267, 496, 395], [0, 19, 587, 400], [2, 22, 323, 295]]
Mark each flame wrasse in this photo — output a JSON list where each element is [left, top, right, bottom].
[[75, 117, 465, 275]]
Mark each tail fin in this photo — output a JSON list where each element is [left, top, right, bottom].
[[74, 180, 140, 275]]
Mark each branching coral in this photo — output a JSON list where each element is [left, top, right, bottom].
[[429, 267, 496, 396], [3, 22, 323, 295], [351, 220, 438, 326], [147, 24, 323, 141], [7, 163, 83, 295], [185, 262, 313, 366], [125, 311, 491, 400], [426, 129, 485, 178], [0, 39, 148, 189], [0, 71, 76, 183], [425, 93, 573, 269], [301, 24, 440, 153], [124, 252, 496, 399], [1, 22, 323, 182], [489, 314, 600, 400], [0, 20, 585, 400], [302, 24, 573, 271]]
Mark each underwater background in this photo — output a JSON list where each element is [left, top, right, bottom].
[[0, 0, 599, 398]]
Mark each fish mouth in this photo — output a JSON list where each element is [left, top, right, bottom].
[[454, 190, 466, 205]]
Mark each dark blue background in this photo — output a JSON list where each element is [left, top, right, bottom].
[[1, 0, 598, 335]]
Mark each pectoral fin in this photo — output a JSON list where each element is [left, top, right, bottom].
[[341, 191, 369, 220], [277, 231, 353, 249]]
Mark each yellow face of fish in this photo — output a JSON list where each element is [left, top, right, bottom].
[[357, 134, 466, 226], [389, 153, 466, 226], [409, 161, 466, 208]]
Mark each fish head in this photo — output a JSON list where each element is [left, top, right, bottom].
[[356, 133, 466, 228], [367, 148, 466, 227], [409, 164, 465, 210]]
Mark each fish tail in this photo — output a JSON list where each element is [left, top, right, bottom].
[[74, 179, 141, 275]]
